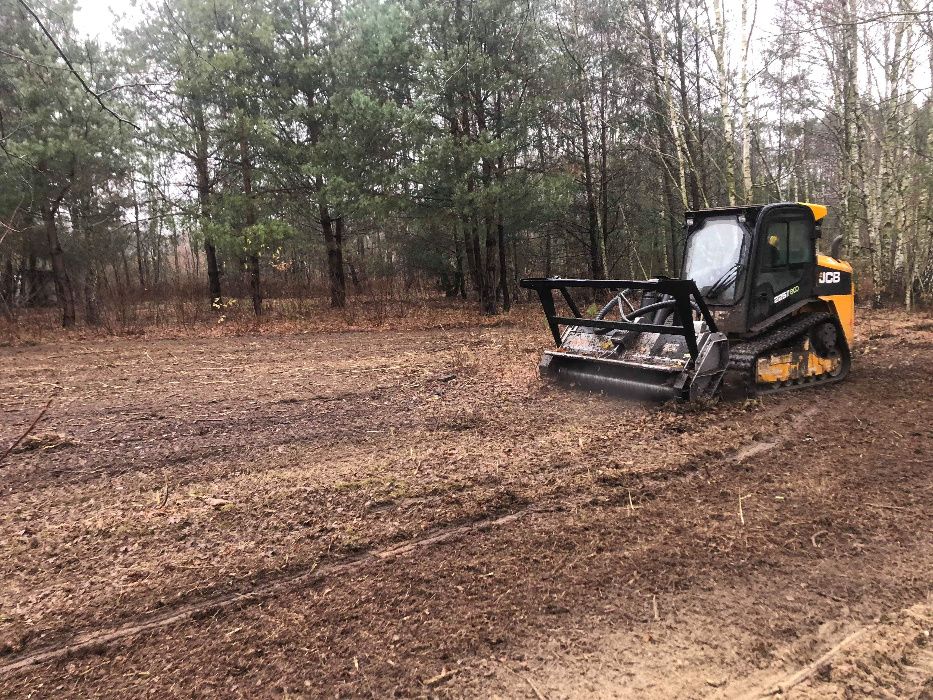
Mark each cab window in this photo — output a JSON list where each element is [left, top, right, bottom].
[[762, 222, 788, 269], [761, 219, 812, 269], [787, 220, 813, 264]]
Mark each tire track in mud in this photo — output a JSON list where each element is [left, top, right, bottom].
[[0, 405, 815, 678], [0, 386, 419, 494], [734, 596, 933, 699], [0, 508, 532, 677]]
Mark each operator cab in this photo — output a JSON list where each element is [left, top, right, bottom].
[[682, 203, 822, 335]]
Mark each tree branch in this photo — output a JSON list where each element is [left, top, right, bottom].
[[16, 0, 140, 130]]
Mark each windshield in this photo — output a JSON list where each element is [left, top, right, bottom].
[[682, 216, 746, 303]]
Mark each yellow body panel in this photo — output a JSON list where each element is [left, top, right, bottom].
[[799, 202, 828, 221], [816, 254, 855, 348], [756, 338, 841, 384]]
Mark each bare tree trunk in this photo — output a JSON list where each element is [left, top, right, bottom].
[[495, 92, 510, 311], [132, 191, 147, 289], [642, 0, 682, 272], [84, 265, 100, 326], [482, 215, 498, 315], [659, 31, 689, 210], [71, 203, 101, 326], [315, 175, 346, 309], [1, 256, 13, 301], [473, 88, 498, 315], [41, 203, 75, 328], [580, 96, 605, 279], [511, 227, 520, 294], [149, 196, 163, 286], [348, 261, 363, 293], [598, 32, 612, 275], [170, 217, 181, 285], [247, 253, 261, 314], [0, 256, 13, 320], [334, 215, 346, 300], [193, 102, 222, 306], [479, 168, 498, 315], [451, 226, 466, 298], [497, 210, 510, 311], [675, 0, 701, 208], [354, 233, 367, 290], [739, 0, 756, 203], [239, 127, 262, 316], [713, 0, 738, 205], [695, 4, 710, 205], [120, 249, 132, 291], [468, 220, 482, 298], [319, 202, 346, 309], [536, 128, 553, 277], [446, 62, 473, 302], [27, 250, 42, 306], [458, 166, 479, 300]]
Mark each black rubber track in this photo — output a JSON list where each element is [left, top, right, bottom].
[[727, 311, 851, 396]]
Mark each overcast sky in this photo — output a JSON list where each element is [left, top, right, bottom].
[[72, 0, 140, 39]]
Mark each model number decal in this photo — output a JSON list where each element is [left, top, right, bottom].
[[818, 271, 841, 284], [774, 285, 800, 304]]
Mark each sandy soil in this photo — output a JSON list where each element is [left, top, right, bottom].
[[0, 309, 930, 698]]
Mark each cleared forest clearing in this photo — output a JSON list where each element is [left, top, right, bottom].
[[0, 309, 931, 698]]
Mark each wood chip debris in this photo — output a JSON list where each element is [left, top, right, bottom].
[[423, 668, 458, 687]]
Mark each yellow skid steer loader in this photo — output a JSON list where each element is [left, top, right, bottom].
[[521, 202, 854, 400]]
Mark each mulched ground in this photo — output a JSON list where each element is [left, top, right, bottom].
[[0, 307, 930, 698]]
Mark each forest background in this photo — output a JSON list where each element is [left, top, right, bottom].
[[2, 0, 931, 331]]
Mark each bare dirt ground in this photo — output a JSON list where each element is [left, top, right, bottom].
[[0, 307, 930, 698]]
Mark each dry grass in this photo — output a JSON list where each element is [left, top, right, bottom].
[[0, 289, 541, 347]]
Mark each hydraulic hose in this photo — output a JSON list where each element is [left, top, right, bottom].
[[610, 299, 702, 321], [595, 296, 622, 320]]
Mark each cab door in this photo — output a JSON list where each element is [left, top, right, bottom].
[[749, 207, 816, 327]]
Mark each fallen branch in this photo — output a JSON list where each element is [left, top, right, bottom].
[[157, 473, 170, 509], [738, 494, 752, 525], [0, 397, 53, 466], [423, 668, 458, 687], [497, 660, 547, 700], [521, 673, 547, 700], [761, 626, 871, 696], [866, 503, 911, 512]]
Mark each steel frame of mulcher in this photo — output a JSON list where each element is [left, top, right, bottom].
[[518, 277, 719, 363]]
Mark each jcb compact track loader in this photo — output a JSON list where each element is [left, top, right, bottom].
[[521, 202, 855, 401]]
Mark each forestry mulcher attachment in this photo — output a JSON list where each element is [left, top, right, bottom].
[[521, 202, 855, 401]]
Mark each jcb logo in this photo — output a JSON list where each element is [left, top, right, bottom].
[[818, 271, 841, 285]]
